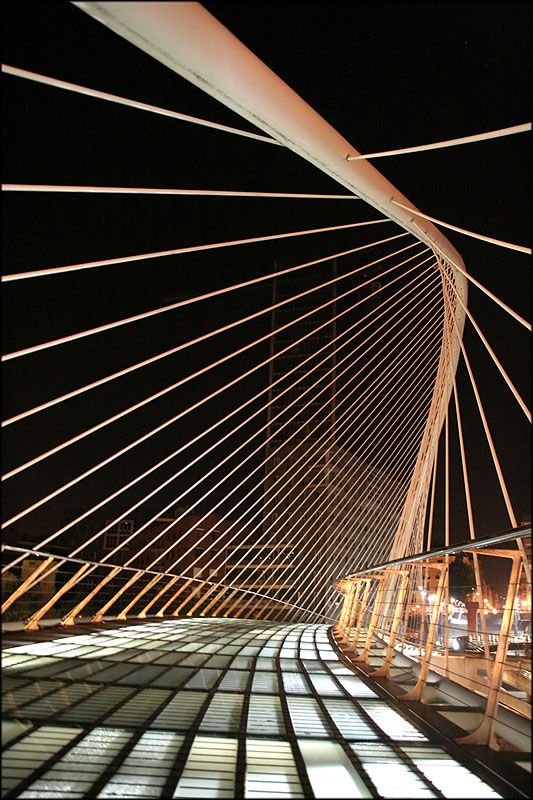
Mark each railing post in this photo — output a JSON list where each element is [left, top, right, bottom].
[[155, 578, 193, 617], [199, 584, 228, 617], [25, 563, 92, 631], [371, 569, 410, 678], [1, 556, 56, 614], [342, 580, 361, 644], [62, 566, 121, 626], [92, 570, 142, 623], [219, 587, 246, 618], [175, 581, 206, 616], [187, 583, 220, 617], [137, 575, 179, 618], [353, 575, 385, 663], [399, 563, 448, 701], [116, 573, 163, 620], [345, 578, 372, 653], [457, 551, 522, 748], [333, 580, 353, 637]]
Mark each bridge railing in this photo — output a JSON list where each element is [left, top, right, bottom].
[[1, 543, 324, 630], [332, 526, 531, 749]]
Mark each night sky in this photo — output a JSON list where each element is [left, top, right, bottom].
[[2, 2, 531, 556]]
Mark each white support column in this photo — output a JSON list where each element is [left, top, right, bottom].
[[371, 569, 410, 678], [457, 549, 523, 748], [400, 563, 448, 702]]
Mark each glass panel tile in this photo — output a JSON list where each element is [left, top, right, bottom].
[[251, 672, 278, 693], [257, 648, 279, 658], [2, 653, 38, 665], [255, 657, 277, 671], [352, 743, 436, 798], [2, 719, 33, 747], [247, 696, 285, 736], [8, 683, 98, 721], [218, 670, 249, 692], [115, 665, 169, 686], [279, 648, 298, 658], [279, 659, 300, 671], [98, 731, 185, 798], [195, 644, 222, 654], [336, 676, 378, 699], [302, 661, 327, 672], [282, 673, 310, 695], [153, 653, 190, 666], [298, 739, 372, 797], [18, 658, 82, 679], [199, 694, 243, 733], [307, 674, 343, 696], [178, 653, 210, 667], [93, 663, 142, 683], [106, 689, 171, 727], [327, 662, 354, 675], [2, 725, 82, 795], [358, 701, 427, 741], [402, 747, 502, 798], [201, 656, 232, 669], [286, 697, 331, 738], [22, 727, 133, 796], [322, 698, 378, 740], [184, 669, 223, 690], [151, 690, 207, 731], [60, 687, 135, 724], [230, 656, 254, 670], [3, 657, 65, 675], [173, 735, 237, 798], [150, 667, 194, 689]]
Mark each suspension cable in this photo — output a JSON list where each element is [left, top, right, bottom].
[[2, 233, 408, 362], [346, 122, 531, 160], [2, 232, 403, 420], [441, 269, 530, 421], [393, 198, 531, 254], [1, 63, 282, 145], [92, 267, 439, 567], [229, 377, 440, 618], [2, 243, 422, 496], [2, 183, 359, 200], [150, 307, 443, 580], [7, 257, 434, 568], [1, 218, 388, 283], [419, 226, 531, 330]]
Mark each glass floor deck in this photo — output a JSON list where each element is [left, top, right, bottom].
[[2, 618, 504, 798]]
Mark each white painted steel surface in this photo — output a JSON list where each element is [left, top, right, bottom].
[[72, 4, 468, 544], [72, 3, 466, 277]]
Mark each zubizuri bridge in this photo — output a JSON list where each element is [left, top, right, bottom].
[[2, 3, 530, 798]]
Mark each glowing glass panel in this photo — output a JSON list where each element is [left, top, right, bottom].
[[98, 730, 185, 798], [402, 747, 502, 798], [352, 743, 436, 798], [358, 700, 427, 740], [173, 735, 237, 798], [2, 725, 82, 796], [298, 739, 372, 798], [246, 738, 304, 798]]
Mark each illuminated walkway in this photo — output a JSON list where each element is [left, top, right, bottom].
[[1, 618, 520, 799]]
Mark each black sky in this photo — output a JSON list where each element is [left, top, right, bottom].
[[1, 2, 531, 551]]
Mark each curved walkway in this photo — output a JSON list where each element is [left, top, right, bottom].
[[1, 618, 517, 798]]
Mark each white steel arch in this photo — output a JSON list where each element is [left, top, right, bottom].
[[74, 0, 467, 561]]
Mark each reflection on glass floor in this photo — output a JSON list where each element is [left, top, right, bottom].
[[2, 619, 502, 798]]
